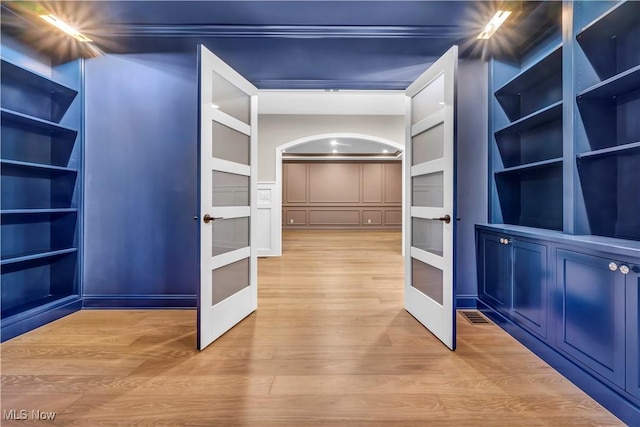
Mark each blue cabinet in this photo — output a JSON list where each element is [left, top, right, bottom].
[[511, 240, 548, 340], [477, 230, 549, 340], [627, 269, 640, 401], [555, 249, 626, 389], [478, 232, 511, 309], [477, 225, 640, 423]]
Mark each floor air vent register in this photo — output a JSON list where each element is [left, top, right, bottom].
[[459, 311, 492, 325]]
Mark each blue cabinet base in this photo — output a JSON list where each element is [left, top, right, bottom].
[[1, 296, 82, 342], [82, 294, 197, 309], [479, 299, 640, 426]]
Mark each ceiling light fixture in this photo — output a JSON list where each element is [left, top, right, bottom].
[[212, 104, 220, 109], [39, 14, 92, 42], [332, 149, 338, 154], [477, 10, 511, 40], [383, 149, 389, 153], [330, 140, 338, 146]]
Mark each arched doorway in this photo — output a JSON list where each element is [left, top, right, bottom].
[[268, 133, 405, 256]]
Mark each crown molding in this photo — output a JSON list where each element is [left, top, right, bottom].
[[94, 24, 473, 39]]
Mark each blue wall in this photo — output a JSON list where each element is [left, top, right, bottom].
[[83, 52, 198, 308], [456, 59, 489, 308]]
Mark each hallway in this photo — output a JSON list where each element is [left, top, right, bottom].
[[0, 231, 622, 425]]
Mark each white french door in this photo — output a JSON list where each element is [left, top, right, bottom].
[[198, 45, 258, 350], [404, 46, 458, 350]]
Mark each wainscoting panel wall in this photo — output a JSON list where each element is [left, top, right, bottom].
[[283, 161, 401, 229]]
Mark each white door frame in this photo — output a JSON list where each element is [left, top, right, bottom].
[[272, 133, 405, 257]]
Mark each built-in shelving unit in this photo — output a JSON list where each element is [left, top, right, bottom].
[[489, 2, 563, 231], [483, 2, 640, 423], [0, 55, 83, 341], [575, 0, 640, 241]]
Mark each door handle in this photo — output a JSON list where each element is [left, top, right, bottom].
[[203, 214, 223, 224], [431, 214, 451, 224]]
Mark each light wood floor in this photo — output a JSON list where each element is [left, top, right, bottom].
[[1, 231, 623, 426]]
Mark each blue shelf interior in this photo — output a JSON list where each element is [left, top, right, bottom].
[[577, 146, 640, 241], [1, 161, 78, 210], [577, 76, 640, 152], [495, 161, 563, 231], [1, 211, 78, 261], [576, 1, 640, 82], [495, 46, 563, 122], [578, 65, 640, 99], [495, 102, 563, 168], [1, 252, 79, 320], [1, 108, 77, 167], [1, 58, 78, 123]]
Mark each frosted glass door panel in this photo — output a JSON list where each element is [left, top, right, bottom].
[[212, 217, 249, 256], [212, 122, 250, 165], [212, 258, 250, 305], [412, 172, 444, 207], [411, 258, 443, 305], [412, 218, 444, 256], [212, 71, 250, 124], [411, 74, 444, 124], [412, 123, 444, 165], [212, 171, 249, 207]]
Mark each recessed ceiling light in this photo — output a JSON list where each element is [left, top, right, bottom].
[[332, 149, 338, 154], [39, 14, 92, 42], [383, 149, 389, 153], [477, 10, 511, 40], [330, 140, 338, 146], [439, 102, 445, 105]]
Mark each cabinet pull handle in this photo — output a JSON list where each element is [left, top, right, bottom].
[[620, 265, 630, 275], [608, 262, 618, 271]]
